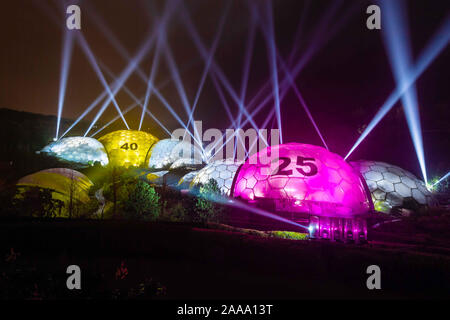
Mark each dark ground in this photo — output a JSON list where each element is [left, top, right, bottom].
[[0, 216, 449, 300]]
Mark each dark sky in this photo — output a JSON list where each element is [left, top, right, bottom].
[[0, 0, 449, 176]]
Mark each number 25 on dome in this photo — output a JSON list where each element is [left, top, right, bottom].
[[272, 156, 318, 177], [120, 143, 138, 150]]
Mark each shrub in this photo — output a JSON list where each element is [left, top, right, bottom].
[[121, 180, 161, 221], [194, 179, 223, 223], [269, 231, 309, 240]]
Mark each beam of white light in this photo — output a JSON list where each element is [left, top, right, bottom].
[[432, 171, 450, 187], [162, 40, 192, 119], [85, 3, 199, 143], [76, 33, 130, 130], [222, 198, 309, 231], [178, 5, 263, 137], [60, 93, 106, 139], [237, 12, 256, 127], [277, 53, 329, 150], [287, 0, 312, 65], [345, 15, 450, 160], [223, 0, 349, 143], [37, 0, 184, 140], [90, 103, 139, 138], [210, 73, 238, 128], [99, 63, 173, 137], [138, 33, 163, 131], [185, 1, 230, 135], [55, 29, 74, 140], [261, 0, 283, 144], [234, 11, 257, 158], [381, 0, 427, 182], [83, 6, 176, 137], [204, 3, 351, 160]]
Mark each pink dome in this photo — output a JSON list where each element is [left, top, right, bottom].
[[231, 143, 373, 217]]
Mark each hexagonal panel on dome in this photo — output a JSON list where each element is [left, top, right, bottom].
[[190, 159, 242, 195], [351, 160, 436, 213], [41, 137, 109, 166], [169, 158, 204, 170], [148, 139, 204, 169], [232, 143, 373, 216], [98, 130, 159, 168]]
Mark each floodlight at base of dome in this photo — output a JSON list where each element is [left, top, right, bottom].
[[431, 171, 450, 189]]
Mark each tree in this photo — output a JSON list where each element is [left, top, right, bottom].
[[121, 180, 161, 221], [19, 187, 61, 218], [194, 179, 223, 223]]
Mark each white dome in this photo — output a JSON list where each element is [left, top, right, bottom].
[[148, 139, 203, 169], [190, 159, 242, 195], [351, 160, 437, 213], [42, 137, 109, 166], [170, 158, 204, 170]]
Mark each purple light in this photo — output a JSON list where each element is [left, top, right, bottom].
[[232, 143, 373, 216]]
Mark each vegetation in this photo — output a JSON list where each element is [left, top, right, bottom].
[[120, 180, 161, 221], [194, 179, 224, 223], [269, 231, 309, 240]]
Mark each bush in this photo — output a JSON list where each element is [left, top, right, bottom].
[[269, 231, 309, 240], [161, 202, 188, 222], [120, 180, 161, 221], [194, 179, 223, 223]]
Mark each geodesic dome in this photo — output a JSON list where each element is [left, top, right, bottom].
[[350, 160, 437, 213], [170, 158, 204, 170], [98, 130, 159, 167], [178, 171, 199, 189], [16, 168, 93, 203], [190, 159, 242, 195], [231, 143, 373, 216], [148, 139, 203, 169], [41, 137, 109, 166]]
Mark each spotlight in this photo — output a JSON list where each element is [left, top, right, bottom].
[[55, 30, 74, 140]]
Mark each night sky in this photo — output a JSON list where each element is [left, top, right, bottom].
[[0, 0, 449, 177]]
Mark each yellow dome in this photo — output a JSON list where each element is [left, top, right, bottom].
[[16, 168, 93, 204], [98, 130, 159, 167]]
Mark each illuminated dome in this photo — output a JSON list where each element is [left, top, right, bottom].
[[41, 137, 109, 166], [350, 160, 437, 213], [178, 171, 199, 189], [148, 139, 203, 169], [144, 170, 169, 184], [231, 143, 372, 216], [16, 168, 93, 204], [98, 130, 159, 167], [170, 158, 203, 170], [191, 159, 242, 195]]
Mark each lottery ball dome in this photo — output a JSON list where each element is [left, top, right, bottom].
[[231, 143, 373, 216], [98, 130, 159, 167]]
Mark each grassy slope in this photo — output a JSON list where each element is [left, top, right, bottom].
[[0, 218, 449, 299]]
